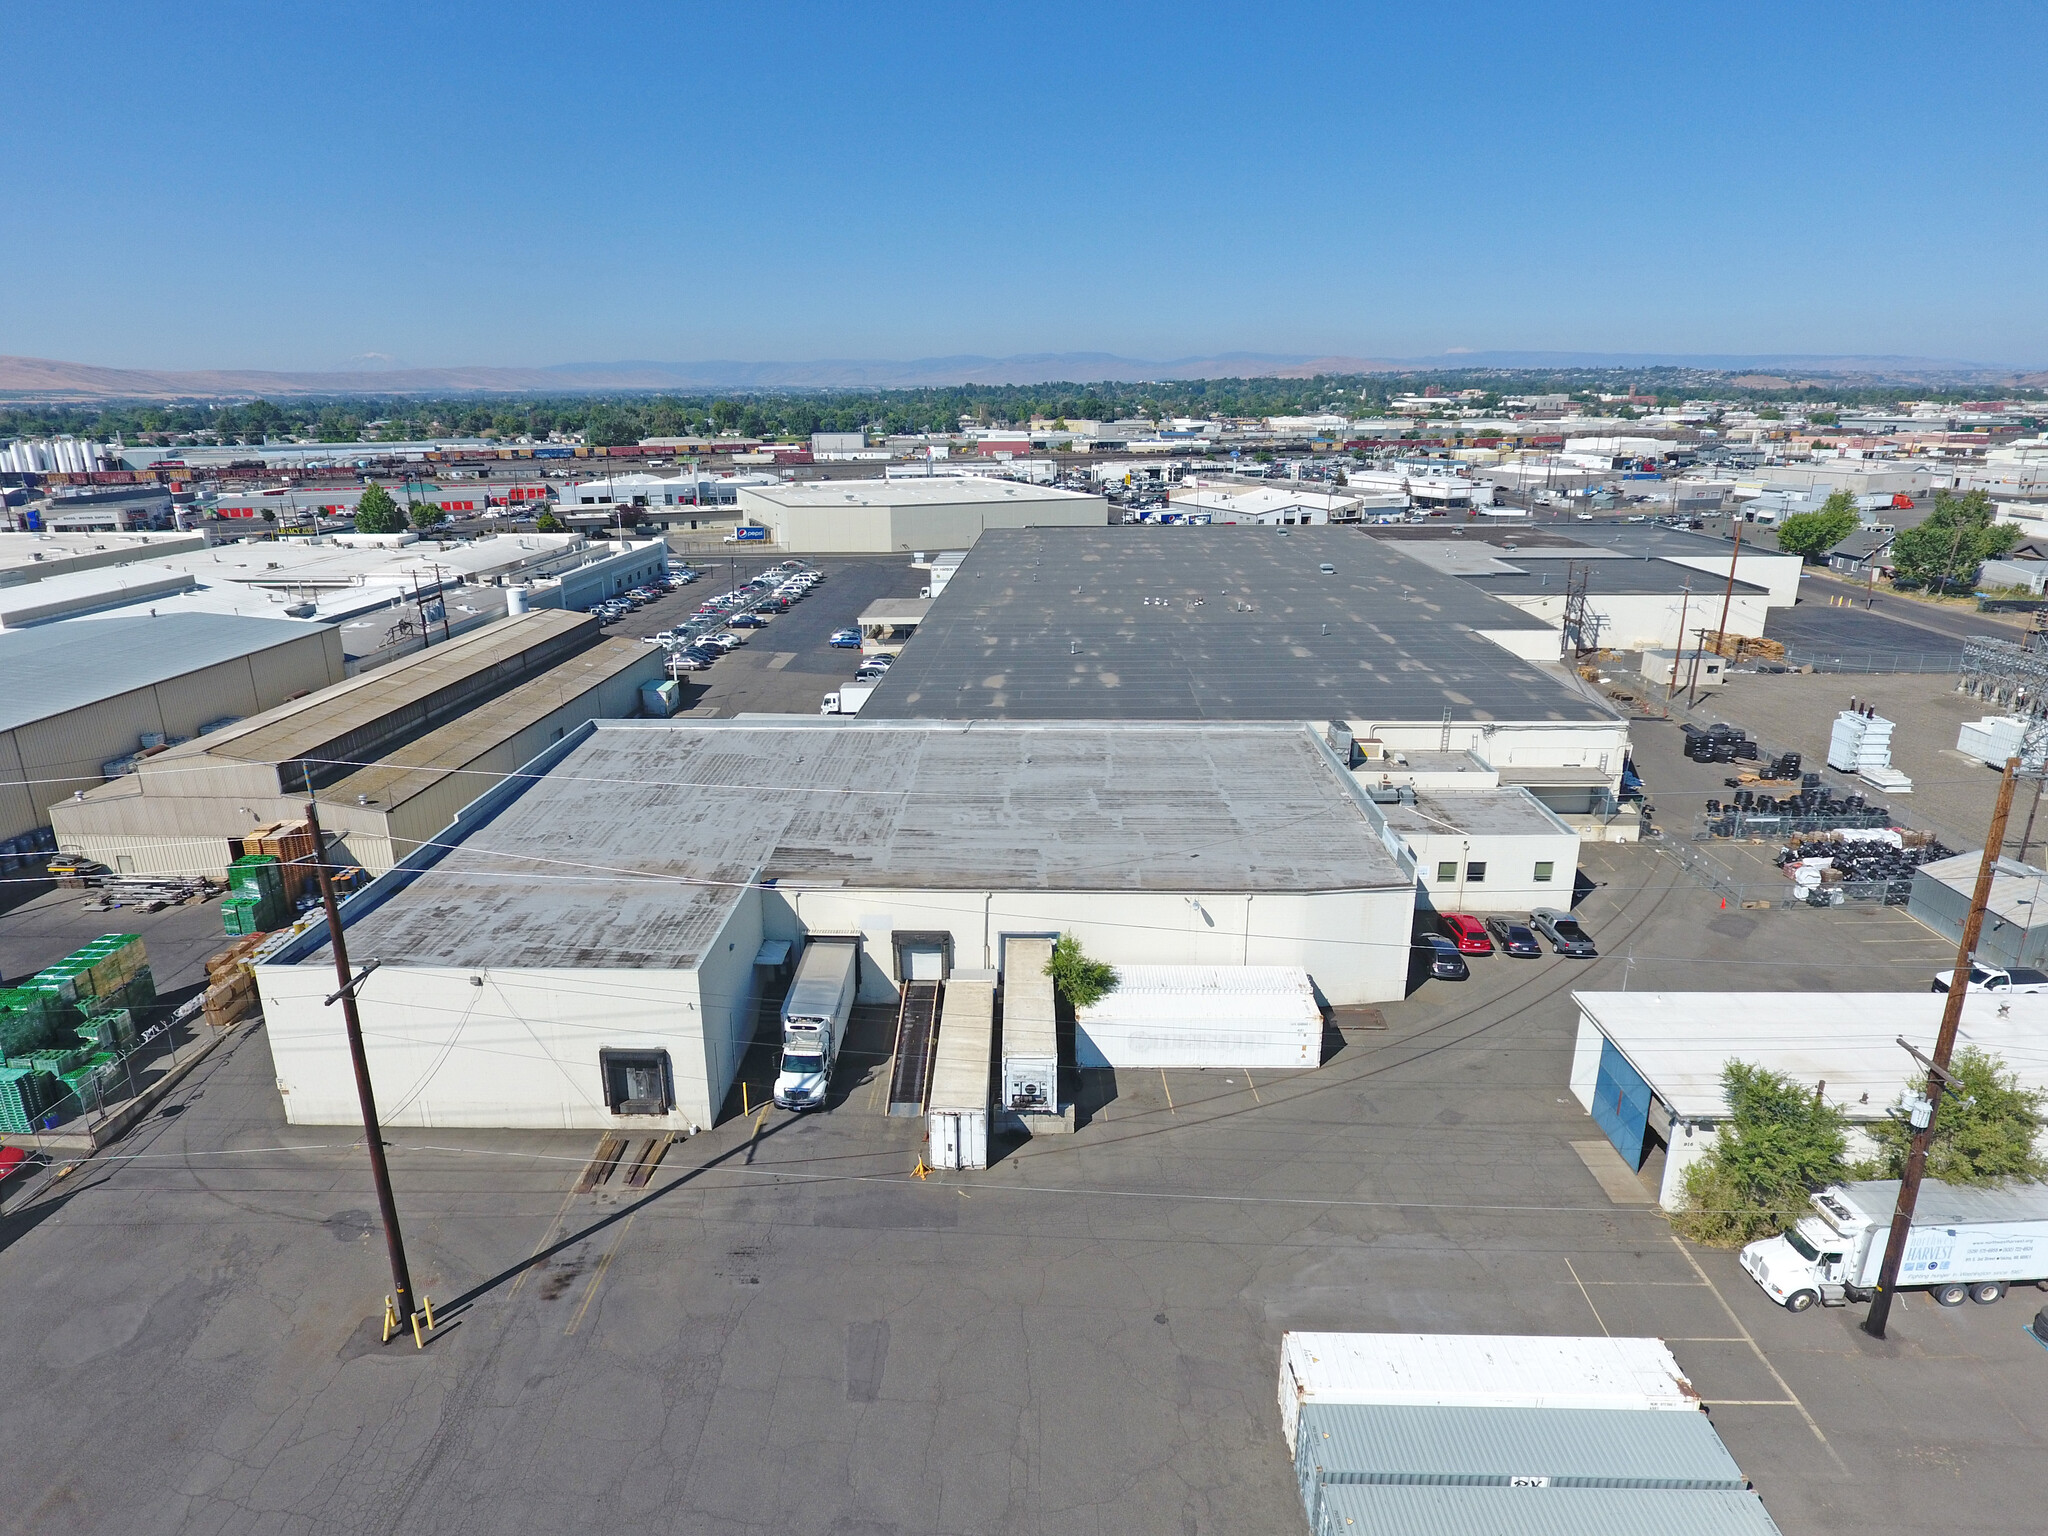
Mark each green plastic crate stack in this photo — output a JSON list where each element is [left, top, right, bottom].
[[0, 1064, 53, 1135], [0, 987, 59, 1059], [56, 1051, 120, 1112], [78, 1007, 136, 1051], [225, 856, 289, 935]]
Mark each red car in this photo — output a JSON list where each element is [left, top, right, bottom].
[[1439, 914, 1494, 955]]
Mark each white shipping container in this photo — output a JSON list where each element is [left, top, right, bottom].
[[1075, 964, 1321, 1068], [1277, 1333, 1701, 1453], [1957, 715, 2027, 767], [1001, 937, 1058, 1113], [927, 971, 995, 1170]]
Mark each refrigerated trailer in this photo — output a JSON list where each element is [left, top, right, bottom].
[[1074, 964, 1321, 1068], [1740, 1179, 2048, 1311], [926, 969, 995, 1169]]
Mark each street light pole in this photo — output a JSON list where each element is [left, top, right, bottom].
[[1863, 756, 2020, 1338], [303, 796, 416, 1326]]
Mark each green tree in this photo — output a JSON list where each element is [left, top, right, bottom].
[[352, 483, 403, 534], [1045, 933, 1118, 1011], [1774, 491, 1861, 562], [1861, 1048, 2048, 1185], [409, 500, 448, 531], [1674, 1061, 1850, 1246], [533, 508, 565, 533], [1887, 489, 2018, 591]]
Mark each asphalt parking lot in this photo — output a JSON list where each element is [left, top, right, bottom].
[[4, 810, 2039, 1534], [610, 552, 929, 718]]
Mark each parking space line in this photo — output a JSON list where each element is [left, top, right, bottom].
[[1669, 1235, 1843, 1466], [1160, 1071, 1175, 1114], [1243, 1069, 1261, 1104], [1565, 1257, 1609, 1335], [508, 1179, 585, 1302]]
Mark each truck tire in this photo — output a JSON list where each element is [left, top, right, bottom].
[[1971, 1282, 2006, 1304], [1935, 1282, 1969, 1307], [1785, 1290, 1818, 1313]]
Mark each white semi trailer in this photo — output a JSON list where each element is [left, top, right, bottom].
[[773, 937, 859, 1111], [1740, 1179, 2048, 1312]]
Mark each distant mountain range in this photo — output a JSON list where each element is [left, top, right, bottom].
[[0, 349, 2036, 401]]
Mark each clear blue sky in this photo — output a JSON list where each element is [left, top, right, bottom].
[[6, 1, 2044, 371]]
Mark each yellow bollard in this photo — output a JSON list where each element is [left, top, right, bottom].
[[421, 1294, 437, 1331], [742, 1080, 749, 1115], [411, 1310, 425, 1349], [381, 1295, 400, 1343]]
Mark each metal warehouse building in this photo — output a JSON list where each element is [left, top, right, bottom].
[[254, 718, 1415, 1132], [0, 613, 346, 851], [1571, 990, 2048, 1208], [735, 478, 1108, 553], [51, 612, 663, 879]]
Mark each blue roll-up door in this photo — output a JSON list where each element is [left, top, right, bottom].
[[1591, 1037, 1653, 1170]]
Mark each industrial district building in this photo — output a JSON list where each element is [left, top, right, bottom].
[[859, 527, 1634, 847], [0, 532, 667, 654], [1571, 990, 2048, 1209], [734, 477, 1108, 553], [0, 613, 347, 853], [254, 718, 1416, 1131], [51, 612, 663, 880]]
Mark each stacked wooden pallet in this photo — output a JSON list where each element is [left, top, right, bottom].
[[201, 933, 269, 1028]]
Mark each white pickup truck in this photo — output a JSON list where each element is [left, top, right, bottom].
[[1930, 961, 2048, 994], [1741, 1179, 2048, 1312]]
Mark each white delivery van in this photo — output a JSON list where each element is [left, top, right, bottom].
[[773, 938, 859, 1111]]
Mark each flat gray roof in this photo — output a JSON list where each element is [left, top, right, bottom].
[[0, 612, 328, 734], [861, 527, 1616, 725], [1380, 788, 1571, 838], [320, 719, 1410, 970]]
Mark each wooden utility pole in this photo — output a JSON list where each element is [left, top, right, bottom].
[[1710, 515, 1746, 658], [1667, 580, 1692, 699], [304, 797, 415, 1326], [1863, 756, 2020, 1338]]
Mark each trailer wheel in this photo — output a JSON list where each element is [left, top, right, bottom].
[[1971, 1282, 2007, 1304], [1785, 1290, 1818, 1313], [1934, 1282, 1969, 1307]]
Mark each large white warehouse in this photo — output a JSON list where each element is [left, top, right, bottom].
[[255, 718, 1415, 1132], [735, 477, 1107, 553]]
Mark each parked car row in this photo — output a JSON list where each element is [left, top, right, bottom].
[[1422, 908, 1598, 980], [655, 560, 824, 677], [587, 569, 697, 626]]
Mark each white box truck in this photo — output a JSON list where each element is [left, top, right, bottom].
[[773, 937, 859, 1111], [1740, 1179, 2048, 1312], [820, 682, 877, 716]]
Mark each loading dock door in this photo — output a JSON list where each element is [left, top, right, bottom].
[[1591, 1037, 1653, 1170], [904, 945, 945, 983]]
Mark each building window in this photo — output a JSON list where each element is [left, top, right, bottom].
[[1436, 861, 1457, 882], [600, 1049, 673, 1115], [1534, 861, 1555, 882], [1465, 862, 1487, 883]]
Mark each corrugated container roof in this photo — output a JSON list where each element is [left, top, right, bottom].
[[0, 613, 325, 733], [1078, 965, 1318, 1027], [1294, 1403, 1745, 1489], [1282, 1334, 1699, 1415], [927, 977, 994, 1113], [1313, 1486, 1782, 1536]]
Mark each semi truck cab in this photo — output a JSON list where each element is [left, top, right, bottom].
[[1740, 1216, 1855, 1311]]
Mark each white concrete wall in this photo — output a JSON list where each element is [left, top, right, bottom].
[[1663, 551, 1802, 608], [1406, 826, 1581, 912], [1485, 590, 1774, 651], [761, 884, 1411, 1005], [260, 960, 716, 1131]]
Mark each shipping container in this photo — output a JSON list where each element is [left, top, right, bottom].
[[999, 936, 1058, 1116], [926, 970, 995, 1169], [1311, 1484, 1782, 1536], [1278, 1333, 1700, 1452], [1074, 964, 1321, 1069], [1293, 1401, 1746, 1527]]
